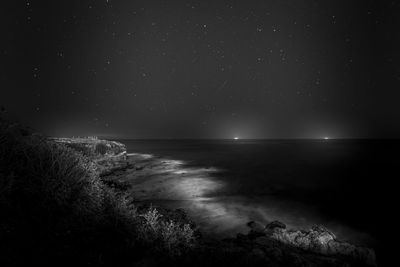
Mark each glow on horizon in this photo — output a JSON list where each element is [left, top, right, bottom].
[[324, 137, 329, 140], [234, 137, 239, 140]]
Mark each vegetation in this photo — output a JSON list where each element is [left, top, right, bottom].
[[0, 115, 195, 266], [95, 142, 108, 155], [0, 113, 370, 267], [139, 207, 195, 256]]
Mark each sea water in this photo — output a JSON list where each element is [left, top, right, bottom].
[[117, 139, 398, 249]]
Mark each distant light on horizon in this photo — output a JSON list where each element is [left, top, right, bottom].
[[234, 137, 239, 140], [324, 137, 329, 140]]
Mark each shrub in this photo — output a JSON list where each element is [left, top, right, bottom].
[[95, 142, 108, 155], [0, 116, 197, 265], [140, 207, 196, 256], [160, 220, 195, 254], [0, 131, 101, 219], [62, 142, 95, 157], [141, 206, 163, 232], [0, 118, 140, 265]]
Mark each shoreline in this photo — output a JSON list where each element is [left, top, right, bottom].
[[100, 150, 377, 265], [102, 152, 373, 243], [49, 136, 378, 266], [0, 120, 380, 266]]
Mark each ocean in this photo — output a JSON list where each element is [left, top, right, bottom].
[[116, 139, 398, 253]]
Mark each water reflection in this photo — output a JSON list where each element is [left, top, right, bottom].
[[125, 153, 373, 245]]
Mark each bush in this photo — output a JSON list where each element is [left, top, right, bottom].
[[1, 129, 100, 219], [0, 116, 197, 266], [95, 142, 108, 155], [139, 207, 196, 256], [62, 142, 96, 157], [0, 119, 140, 265]]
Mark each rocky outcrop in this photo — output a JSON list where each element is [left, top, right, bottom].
[[245, 220, 376, 266], [53, 137, 126, 157], [52, 137, 128, 176]]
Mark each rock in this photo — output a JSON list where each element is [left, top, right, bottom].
[[326, 240, 376, 266], [265, 220, 286, 230], [263, 224, 376, 266], [53, 137, 128, 176], [247, 221, 266, 238], [308, 225, 336, 253], [247, 221, 265, 231], [311, 225, 336, 239], [223, 220, 377, 266], [265, 221, 287, 238], [53, 137, 126, 157]]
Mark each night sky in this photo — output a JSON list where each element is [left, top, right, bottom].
[[1, 0, 400, 139]]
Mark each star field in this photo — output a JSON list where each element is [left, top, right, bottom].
[[1, 0, 400, 138]]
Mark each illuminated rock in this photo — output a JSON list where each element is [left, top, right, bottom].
[[249, 221, 377, 266]]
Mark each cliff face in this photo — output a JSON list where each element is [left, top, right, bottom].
[[52, 137, 128, 175], [52, 137, 126, 156]]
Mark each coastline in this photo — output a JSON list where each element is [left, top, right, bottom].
[[102, 152, 372, 242], [49, 136, 378, 266], [100, 149, 377, 266]]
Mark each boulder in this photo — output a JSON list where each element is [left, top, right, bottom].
[[266, 220, 286, 230], [308, 225, 336, 253]]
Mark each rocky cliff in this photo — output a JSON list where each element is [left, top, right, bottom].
[[52, 137, 128, 175]]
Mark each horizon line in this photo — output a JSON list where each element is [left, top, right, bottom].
[[91, 136, 400, 141]]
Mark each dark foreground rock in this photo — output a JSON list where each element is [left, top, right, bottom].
[[242, 220, 376, 266]]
